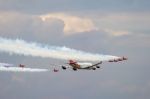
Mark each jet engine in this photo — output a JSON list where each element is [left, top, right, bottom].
[[62, 66, 67, 70]]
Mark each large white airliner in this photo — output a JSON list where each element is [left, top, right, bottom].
[[62, 56, 127, 71]]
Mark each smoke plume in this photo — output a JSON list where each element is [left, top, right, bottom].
[[0, 66, 48, 72], [0, 37, 119, 61]]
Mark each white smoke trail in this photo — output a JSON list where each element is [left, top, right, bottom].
[[0, 37, 119, 61], [0, 66, 48, 72]]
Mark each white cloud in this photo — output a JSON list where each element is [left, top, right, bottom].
[[39, 13, 97, 35], [0, 11, 64, 41], [0, 11, 149, 39], [104, 29, 131, 37], [0, 11, 30, 36], [93, 13, 150, 37]]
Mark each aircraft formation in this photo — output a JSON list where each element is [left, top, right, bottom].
[[0, 56, 127, 73], [61, 56, 127, 71], [0, 37, 128, 72]]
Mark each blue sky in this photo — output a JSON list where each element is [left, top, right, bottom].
[[0, 0, 150, 13], [0, 0, 150, 99]]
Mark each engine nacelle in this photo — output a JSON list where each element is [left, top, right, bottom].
[[73, 68, 77, 71], [92, 67, 96, 70], [62, 66, 66, 70], [96, 66, 100, 68]]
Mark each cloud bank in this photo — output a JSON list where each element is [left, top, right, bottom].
[[0, 11, 149, 39], [40, 13, 97, 35]]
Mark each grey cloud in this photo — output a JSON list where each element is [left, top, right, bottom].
[[0, 0, 150, 14], [0, 12, 64, 44], [93, 13, 150, 38]]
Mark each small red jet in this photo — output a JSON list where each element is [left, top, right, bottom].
[[19, 64, 25, 68], [53, 68, 59, 72], [108, 56, 128, 62]]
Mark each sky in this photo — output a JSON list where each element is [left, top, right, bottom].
[[0, 0, 150, 99]]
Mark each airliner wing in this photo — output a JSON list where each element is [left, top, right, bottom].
[[82, 61, 102, 69], [91, 61, 102, 67]]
